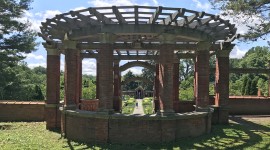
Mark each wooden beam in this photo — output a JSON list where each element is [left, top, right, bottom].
[[134, 6, 139, 24], [148, 6, 162, 24], [112, 6, 127, 24], [88, 7, 115, 24]]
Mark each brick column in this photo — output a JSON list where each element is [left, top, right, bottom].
[[173, 62, 180, 112], [97, 33, 115, 114], [193, 58, 197, 101], [45, 48, 60, 130], [158, 34, 176, 116], [113, 60, 121, 112], [154, 64, 160, 112], [96, 59, 99, 99], [64, 41, 80, 108], [195, 42, 211, 111], [215, 43, 234, 124], [268, 61, 270, 97], [215, 50, 230, 124], [78, 58, 83, 100]]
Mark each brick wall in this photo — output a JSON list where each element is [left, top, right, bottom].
[[229, 96, 270, 115], [177, 96, 270, 115], [64, 110, 210, 144], [0, 101, 45, 121]]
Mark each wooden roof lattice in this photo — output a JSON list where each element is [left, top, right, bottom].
[[39, 6, 239, 59]]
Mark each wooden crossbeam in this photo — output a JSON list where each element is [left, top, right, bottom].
[[134, 6, 139, 24], [160, 8, 185, 25], [116, 50, 121, 55], [88, 8, 115, 24], [112, 6, 127, 24], [70, 12, 100, 25], [148, 6, 162, 24]]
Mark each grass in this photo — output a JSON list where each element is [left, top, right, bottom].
[[121, 98, 135, 114], [142, 97, 154, 115], [0, 116, 269, 150]]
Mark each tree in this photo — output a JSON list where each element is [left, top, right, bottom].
[[210, 0, 270, 41], [0, 0, 37, 100], [141, 60, 155, 90], [122, 71, 138, 90]]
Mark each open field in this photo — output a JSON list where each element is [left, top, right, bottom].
[[0, 116, 269, 150]]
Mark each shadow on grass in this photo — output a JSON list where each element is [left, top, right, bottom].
[[62, 116, 270, 150]]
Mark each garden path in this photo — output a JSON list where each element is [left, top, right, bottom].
[[132, 99, 145, 115]]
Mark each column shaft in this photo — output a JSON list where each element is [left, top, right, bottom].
[[154, 64, 160, 112], [215, 54, 230, 124], [158, 44, 175, 114], [195, 50, 209, 109], [98, 44, 114, 112], [64, 48, 80, 107], [113, 61, 121, 112], [46, 49, 60, 129], [96, 60, 99, 99], [173, 62, 180, 112]]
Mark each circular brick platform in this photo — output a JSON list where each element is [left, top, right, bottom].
[[62, 110, 212, 144]]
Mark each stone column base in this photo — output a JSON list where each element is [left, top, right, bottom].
[[97, 108, 114, 115], [210, 106, 229, 124], [113, 96, 121, 112], [45, 104, 61, 130], [157, 109, 175, 117]]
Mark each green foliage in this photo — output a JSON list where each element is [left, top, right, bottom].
[[210, 0, 270, 41], [121, 98, 135, 114], [142, 97, 153, 114], [179, 76, 194, 101], [0, 0, 37, 100], [141, 60, 155, 90], [122, 71, 138, 90], [229, 46, 270, 96], [81, 75, 96, 99]]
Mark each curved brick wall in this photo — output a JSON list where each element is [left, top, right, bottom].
[[63, 110, 212, 144]]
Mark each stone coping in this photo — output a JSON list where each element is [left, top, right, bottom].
[[62, 109, 209, 120], [0, 101, 45, 105]]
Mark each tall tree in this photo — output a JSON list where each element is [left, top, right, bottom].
[[0, 0, 37, 100], [122, 71, 138, 90], [210, 0, 270, 41]]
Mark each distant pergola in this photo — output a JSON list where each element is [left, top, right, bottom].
[[40, 6, 238, 143]]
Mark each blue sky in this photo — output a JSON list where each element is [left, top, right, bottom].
[[21, 0, 269, 75]]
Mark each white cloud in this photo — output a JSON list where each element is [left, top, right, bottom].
[[230, 45, 246, 58], [192, 0, 211, 12], [219, 10, 266, 35], [28, 62, 46, 69], [82, 59, 97, 76], [122, 67, 143, 75], [18, 10, 62, 32], [24, 53, 45, 61]]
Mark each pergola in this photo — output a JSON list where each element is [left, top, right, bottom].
[[40, 6, 238, 143]]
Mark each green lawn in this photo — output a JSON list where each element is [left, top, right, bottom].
[[0, 116, 269, 150]]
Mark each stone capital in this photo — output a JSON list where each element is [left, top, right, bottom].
[[46, 48, 60, 56], [220, 42, 235, 51], [99, 33, 116, 44], [216, 50, 231, 57], [63, 40, 77, 49], [159, 33, 176, 44], [196, 41, 212, 51]]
